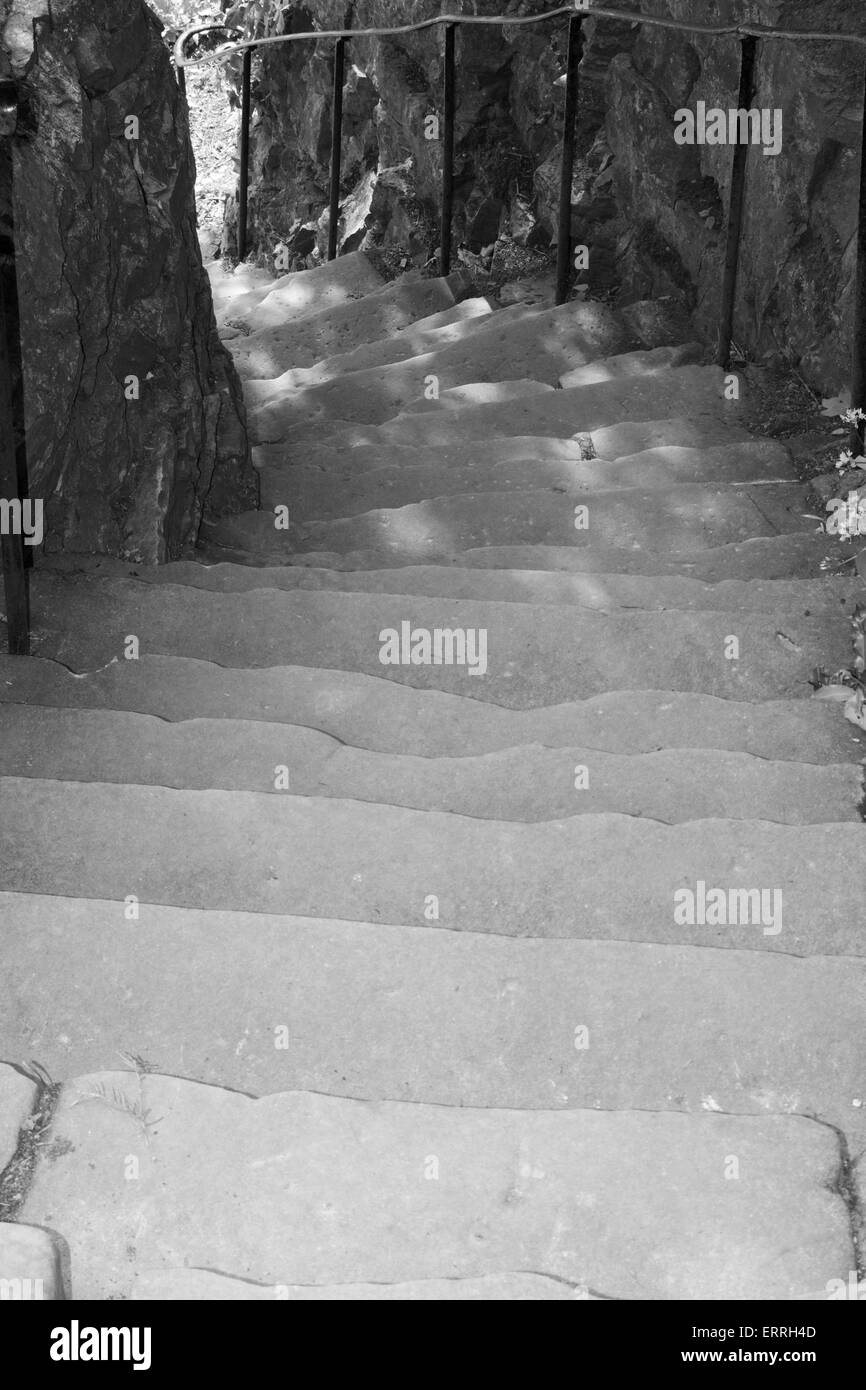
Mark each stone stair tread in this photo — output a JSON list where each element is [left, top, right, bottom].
[[245, 300, 633, 421], [230, 273, 461, 374], [391, 377, 554, 413], [2, 655, 859, 762], [25, 577, 852, 704], [247, 296, 499, 394], [558, 344, 705, 387], [206, 261, 289, 321], [0, 705, 857, 823], [221, 249, 384, 327], [251, 376, 555, 436], [4, 893, 863, 1141], [590, 416, 758, 457], [258, 443, 797, 517], [249, 532, 847, 580], [19, 1070, 853, 1300], [2, 779, 864, 954], [254, 365, 746, 448], [255, 422, 773, 476], [207, 483, 815, 563], [57, 556, 860, 616]]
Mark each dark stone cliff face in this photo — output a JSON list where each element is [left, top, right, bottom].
[[219, 0, 636, 269], [227, 0, 865, 393], [602, 0, 866, 395], [0, 0, 257, 563]]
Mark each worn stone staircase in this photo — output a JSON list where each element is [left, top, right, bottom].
[[1, 251, 864, 1301]]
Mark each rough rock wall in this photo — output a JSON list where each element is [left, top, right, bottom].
[[227, 0, 864, 391], [220, 0, 636, 269], [600, 0, 866, 394], [0, 0, 257, 563]]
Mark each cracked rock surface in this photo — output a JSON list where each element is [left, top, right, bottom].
[[0, 0, 257, 562]]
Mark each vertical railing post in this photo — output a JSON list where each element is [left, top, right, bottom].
[[716, 34, 758, 368], [0, 83, 30, 656], [440, 23, 456, 277], [328, 35, 347, 261], [850, 56, 866, 450], [237, 46, 252, 261], [556, 13, 583, 306]]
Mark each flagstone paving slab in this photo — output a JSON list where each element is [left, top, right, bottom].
[[19, 1073, 853, 1300]]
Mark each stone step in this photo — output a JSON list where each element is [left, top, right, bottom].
[[19, 1070, 853, 1299], [229, 273, 464, 375], [590, 415, 758, 458], [2, 779, 863, 954], [205, 260, 285, 320], [259, 418, 766, 477], [254, 417, 767, 483], [4, 893, 863, 1144], [243, 531, 848, 581], [401, 378, 554, 412], [558, 344, 705, 388], [216, 249, 383, 327], [2, 655, 859, 762], [257, 442, 796, 517], [0, 705, 856, 823], [245, 301, 636, 422], [206, 483, 815, 565], [249, 296, 500, 393], [25, 578, 851, 704], [254, 365, 745, 448], [61, 556, 860, 617]]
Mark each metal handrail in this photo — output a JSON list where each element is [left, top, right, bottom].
[[173, 8, 866, 66], [172, 5, 866, 378]]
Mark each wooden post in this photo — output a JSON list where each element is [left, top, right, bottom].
[[440, 23, 456, 277], [328, 36, 346, 261], [555, 14, 583, 307], [237, 47, 252, 260], [715, 34, 758, 368]]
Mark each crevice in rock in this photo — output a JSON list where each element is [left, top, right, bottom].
[[0, 1061, 62, 1222], [810, 1117, 865, 1282]]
